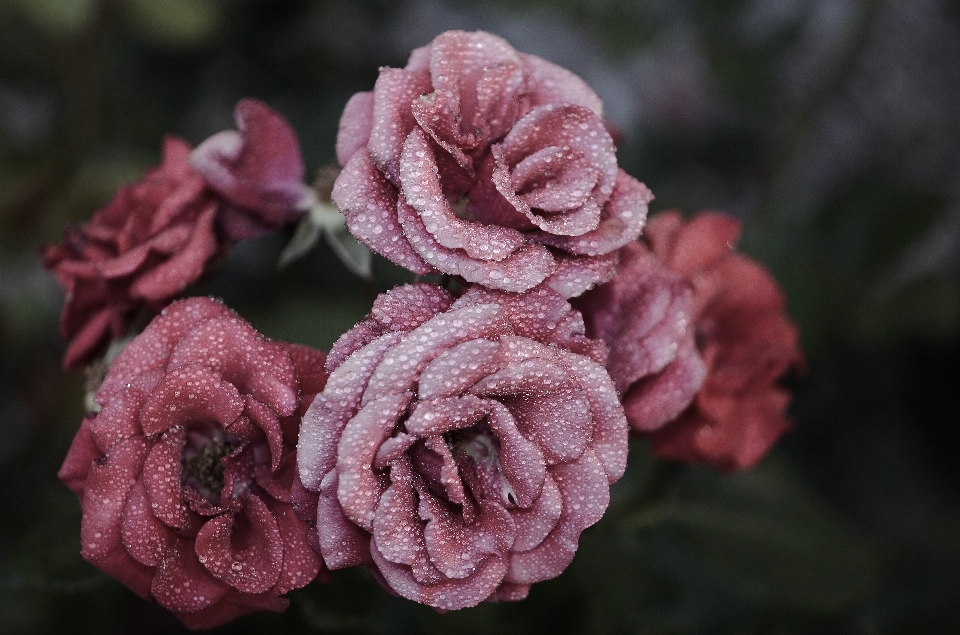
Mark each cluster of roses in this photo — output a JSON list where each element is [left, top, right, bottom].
[[48, 31, 801, 629]]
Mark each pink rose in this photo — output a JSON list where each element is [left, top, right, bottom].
[[332, 30, 652, 297], [44, 99, 310, 369], [58, 297, 326, 629], [644, 211, 803, 471], [297, 283, 627, 610], [574, 241, 708, 433]]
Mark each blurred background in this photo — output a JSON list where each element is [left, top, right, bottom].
[[2, 0, 959, 633]]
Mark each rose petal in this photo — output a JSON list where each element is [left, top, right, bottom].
[[152, 537, 229, 613], [121, 480, 174, 567], [194, 495, 284, 594], [58, 416, 102, 498], [316, 469, 372, 569], [79, 436, 154, 599], [139, 364, 244, 437], [506, 448, 609, 584], [336, 91, 375, 166], [141, 427, 188, 529], [332, 151, 435, 275], [337, 393, 412, 530], [167, 317, 298, 417], [97, 297, 234, 404], [298, 332, 404, 491], [362, 304, 504, 405]]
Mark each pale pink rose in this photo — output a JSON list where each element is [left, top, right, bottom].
[[297, 283, 627, 609], [332, 30, 652, 297]]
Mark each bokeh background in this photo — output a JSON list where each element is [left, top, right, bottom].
[[2, 0, 960, 633]]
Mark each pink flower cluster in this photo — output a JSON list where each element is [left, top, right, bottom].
[[52, 30, 802, 628]]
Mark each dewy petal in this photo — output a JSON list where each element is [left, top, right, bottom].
[[141, 427, 188, 529], [578, 242, 696, 393], [485, 401, 546, 508], [79, 436, 154, 599], [336, 91, 375, 167], [362, 304, 504, 405], [139, 364, 244, 437], [279, 342, 328, 397], [298, 332, 404, 491], [506, 448, 609, 584], [454, 284, 589, 352], [121, 480, 174, 567], [369, 282, 455, 333], [372, 457, 431, 569], [194, 495, 284, 594], [493, 104, 617, 235], [89, 370, 162, 451], [396, 196, 556, 292], [400, 129, 526, 260], [333, 151, 435, 275], [337, 393, 413, 531], [418, 339, 501, 400], [97, 297, 234, 405], [556, 349, 629, 481], [190, 98, 311, 219], [413, 30, 525, 161], [367, 67, 433, 183], [152, 536, 229, 613], [167, 316, 299, 417], [370, 533, 509, 611], [623, 339, 707, 433], [510, 473, 563, 552], [545, 250, 619, 299], [316, 469, 372, 569], [404, 394, 491, 438], [269, 499, 323, 594], [244, 396, 284, 470], [535, 170, 652, 257], [421, 493, 515, 580], [470, 357, 592, 465], [521, 54, 604, 116], [59, 416, 102, 498]]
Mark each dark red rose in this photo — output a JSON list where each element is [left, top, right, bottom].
[[644, 211, 803, 471], [44, 99, 310, 369], [297, 283, 627, 610], [332, 30, 652, 298], [58, 297, 326, 629], [574, 240, 707, 433]]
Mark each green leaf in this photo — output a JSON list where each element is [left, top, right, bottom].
[[277, 212, 324, 271], [16, 0, 99, 36], [626, 460, 877, 612], [122, 0, 221, 48]]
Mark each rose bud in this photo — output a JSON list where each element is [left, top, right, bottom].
[[332, 30, 652, 298], [297, 283, 628, 610], [58, 297, 326, 629], [44, 99, 310, 369]]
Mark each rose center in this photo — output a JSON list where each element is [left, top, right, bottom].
[[444, 426, 517, 506], [181, 429, 237, 504]]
